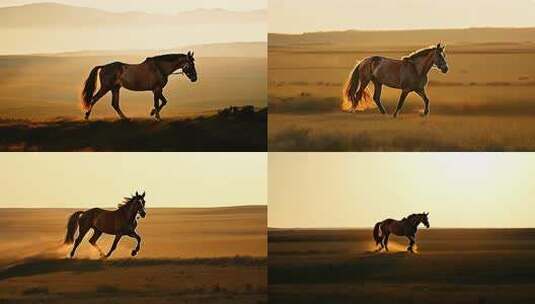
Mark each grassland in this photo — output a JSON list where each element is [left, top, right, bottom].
[[0, 207, 267, 303], [268, 28, 535, 151], [0, 49, 267, 151], [269, 228, 535, 304], [0, 108, 267, 151]]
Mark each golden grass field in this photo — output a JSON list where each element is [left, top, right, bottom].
[[0, 206, 266, 304], [268, 28, 535, 151], [0, 44, 267, 151], [269, 228, 535, 304]]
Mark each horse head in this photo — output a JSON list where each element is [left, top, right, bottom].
[[420, 212, 430, 228], [134, 191, 147, 218], [434, 43, 449, 74], [183, 51, 198, 82]]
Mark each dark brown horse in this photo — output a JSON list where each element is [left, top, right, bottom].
[[373, 213, 430, 253], [81, 52, 198, 120], [342, 43, 449, 117], [64, 191, 147, 258]]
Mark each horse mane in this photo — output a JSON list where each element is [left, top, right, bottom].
[[117, 195, 137, 209], [402, 46, 437, 60], [404, 213, 421, 225], [147, 54, 187, 63]]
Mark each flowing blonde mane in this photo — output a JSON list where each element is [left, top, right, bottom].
[[402, 46, 437, 60]]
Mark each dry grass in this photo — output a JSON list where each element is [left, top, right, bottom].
[[268, 30, 535, 151], [269, 228, 535, 304], [0, 107, 267, 151], [0, 207, 267, 304]]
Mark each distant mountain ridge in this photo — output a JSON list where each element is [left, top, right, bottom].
[[45, 41, 267, 58], [0, 2, 266, 27], [270, 28, 535, 47]]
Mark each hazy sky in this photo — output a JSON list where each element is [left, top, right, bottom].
[[269, 153, 535, 229], [269, 0, 535, 33], [0, 0, 266, 13], [0, 153, 267, 208]]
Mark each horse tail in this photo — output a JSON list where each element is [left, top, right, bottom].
[[373, 221, 383, 245], [64, 211, 84, 244], [341, 60, 374, 112], [81, 65, 102, 111]]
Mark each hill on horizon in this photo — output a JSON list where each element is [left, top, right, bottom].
[[269, 27, 535, 48], [0, 2, 266, 28]]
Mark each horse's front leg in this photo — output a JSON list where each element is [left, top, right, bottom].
[[415, 89, 430, 117], [150, 90, 161, 120], [407, 235, 416, 253], [127, 231, 142, 256], [393, 90, 409, 118], [105, 235, 122, 258]]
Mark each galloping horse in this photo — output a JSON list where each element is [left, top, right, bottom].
[[81, 52, 198, 120], [64, 191, 147, 258], [373, 213, 430, 253], [342, 43, 449, 117]]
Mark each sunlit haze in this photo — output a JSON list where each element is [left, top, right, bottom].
[[0, 0, 266, 54], [269, 153, 535, 228], [0, 153, 267, 208], [269, 0, 535, 33]]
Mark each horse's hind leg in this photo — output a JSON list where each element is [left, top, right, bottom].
[[415, 89, 430, 117], [111, 87, 128, 120], [384, 233, 390, 252], [393, 90, 410, 118], [85, 87, 109, 120], [372, 81, 387, 114], [70, 223, 90, 258], [88, 229, 104, 257], [127, 231, 142, 256], [353, 79, 370, 112]]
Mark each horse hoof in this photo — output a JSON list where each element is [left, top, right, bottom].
[[150, 109, 156, 116], [131, 251, 138, 257]]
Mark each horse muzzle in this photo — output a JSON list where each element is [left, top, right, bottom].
[[441, 66, 449, 74]]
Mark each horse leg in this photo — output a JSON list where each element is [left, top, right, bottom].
[[384, 232, 390, 252], [407, 236, 416, 253], [105, 235, 122, 258], [415, 89, 430, 117], [393, 90, 410, 118], [353, 79, 370, 112], [88, 229, 104, 257], [111, 87, 128, 120], [150, 90, 161, 120], [85, 87, 109, 120], [70, 223, 90, 258], [127, 231, 142, 256], [372, 81, 387, 114], [157, 93, 168, 118]]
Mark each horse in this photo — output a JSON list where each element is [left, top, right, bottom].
[[64, 191, 147, 258], [81, 52, 198, 120], [373, 212, 430, 253], [342, 43, 449, 117]]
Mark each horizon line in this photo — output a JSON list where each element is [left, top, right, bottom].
[[269, 26, 535, 36], [269, 226, 535, 230], [0, 40, 268, 57], [0, 2, 267, 15], [0, 204, 267, 209]]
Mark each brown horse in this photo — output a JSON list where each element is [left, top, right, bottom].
[[342, 43, 449, 117], [64, 191, 147, 258], [81, 52, 198, 120], [373, 213, 430, 253]]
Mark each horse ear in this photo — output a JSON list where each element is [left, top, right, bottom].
[[142, 192, 145, 198], [135, 191, 139, 196]]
